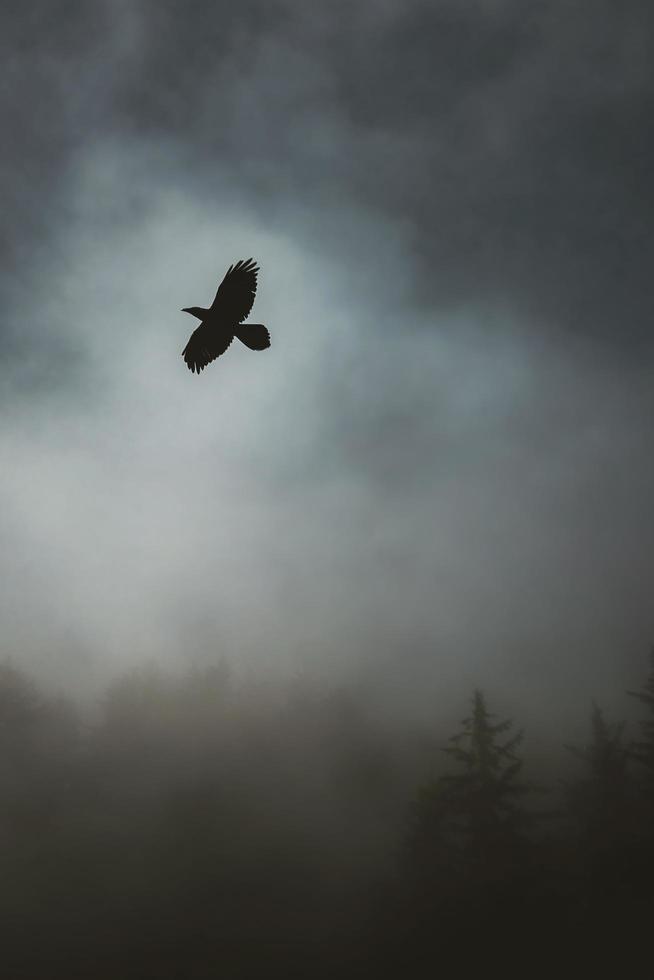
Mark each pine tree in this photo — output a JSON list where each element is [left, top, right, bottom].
[[625, 647, 654, 863], [562, 700, 644, 922], [627, 645, 654, 780], [410, 690, 529, 894], [564, 701, 632, 844]]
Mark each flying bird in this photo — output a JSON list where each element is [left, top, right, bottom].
[[181, 258, 270, 373]]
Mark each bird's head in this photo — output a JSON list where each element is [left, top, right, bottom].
[[181, 306, 205, 320]]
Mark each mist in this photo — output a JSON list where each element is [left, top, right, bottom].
[[1, 1, 654, 974]]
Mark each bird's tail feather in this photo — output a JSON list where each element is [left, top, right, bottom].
[[234, 324, 270, 351]]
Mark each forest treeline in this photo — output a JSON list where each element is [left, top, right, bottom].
[[1, 652, 654, 978]]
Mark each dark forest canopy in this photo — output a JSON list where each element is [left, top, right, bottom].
[[1, 651, 654, 977]]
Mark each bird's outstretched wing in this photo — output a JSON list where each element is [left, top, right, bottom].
[[210, 258, 259, 323], [182, 326, 233, 373]]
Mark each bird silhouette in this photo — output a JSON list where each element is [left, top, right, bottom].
[[181, 258, 270, 373]]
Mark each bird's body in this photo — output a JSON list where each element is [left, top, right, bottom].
[[181, 258, 269, 373]]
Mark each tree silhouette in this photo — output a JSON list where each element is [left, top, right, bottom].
[[563, 701, 640, 920], [565, 702, 632, 841], [410, 690, 530, 899], [386, 690, 540, 974], [627, 645, 654, 781], [624, 648, 654, 884]]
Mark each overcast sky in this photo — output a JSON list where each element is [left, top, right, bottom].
[[1, 0, 653, 732]]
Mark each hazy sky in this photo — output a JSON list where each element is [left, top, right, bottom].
[[1, 0, 653, 731]]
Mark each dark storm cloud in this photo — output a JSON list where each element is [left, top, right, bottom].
[[1, 0, 137, 379], [109, 0, 654, 344], [329, 0, 654, 343], [4, 0, 654, 375]]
